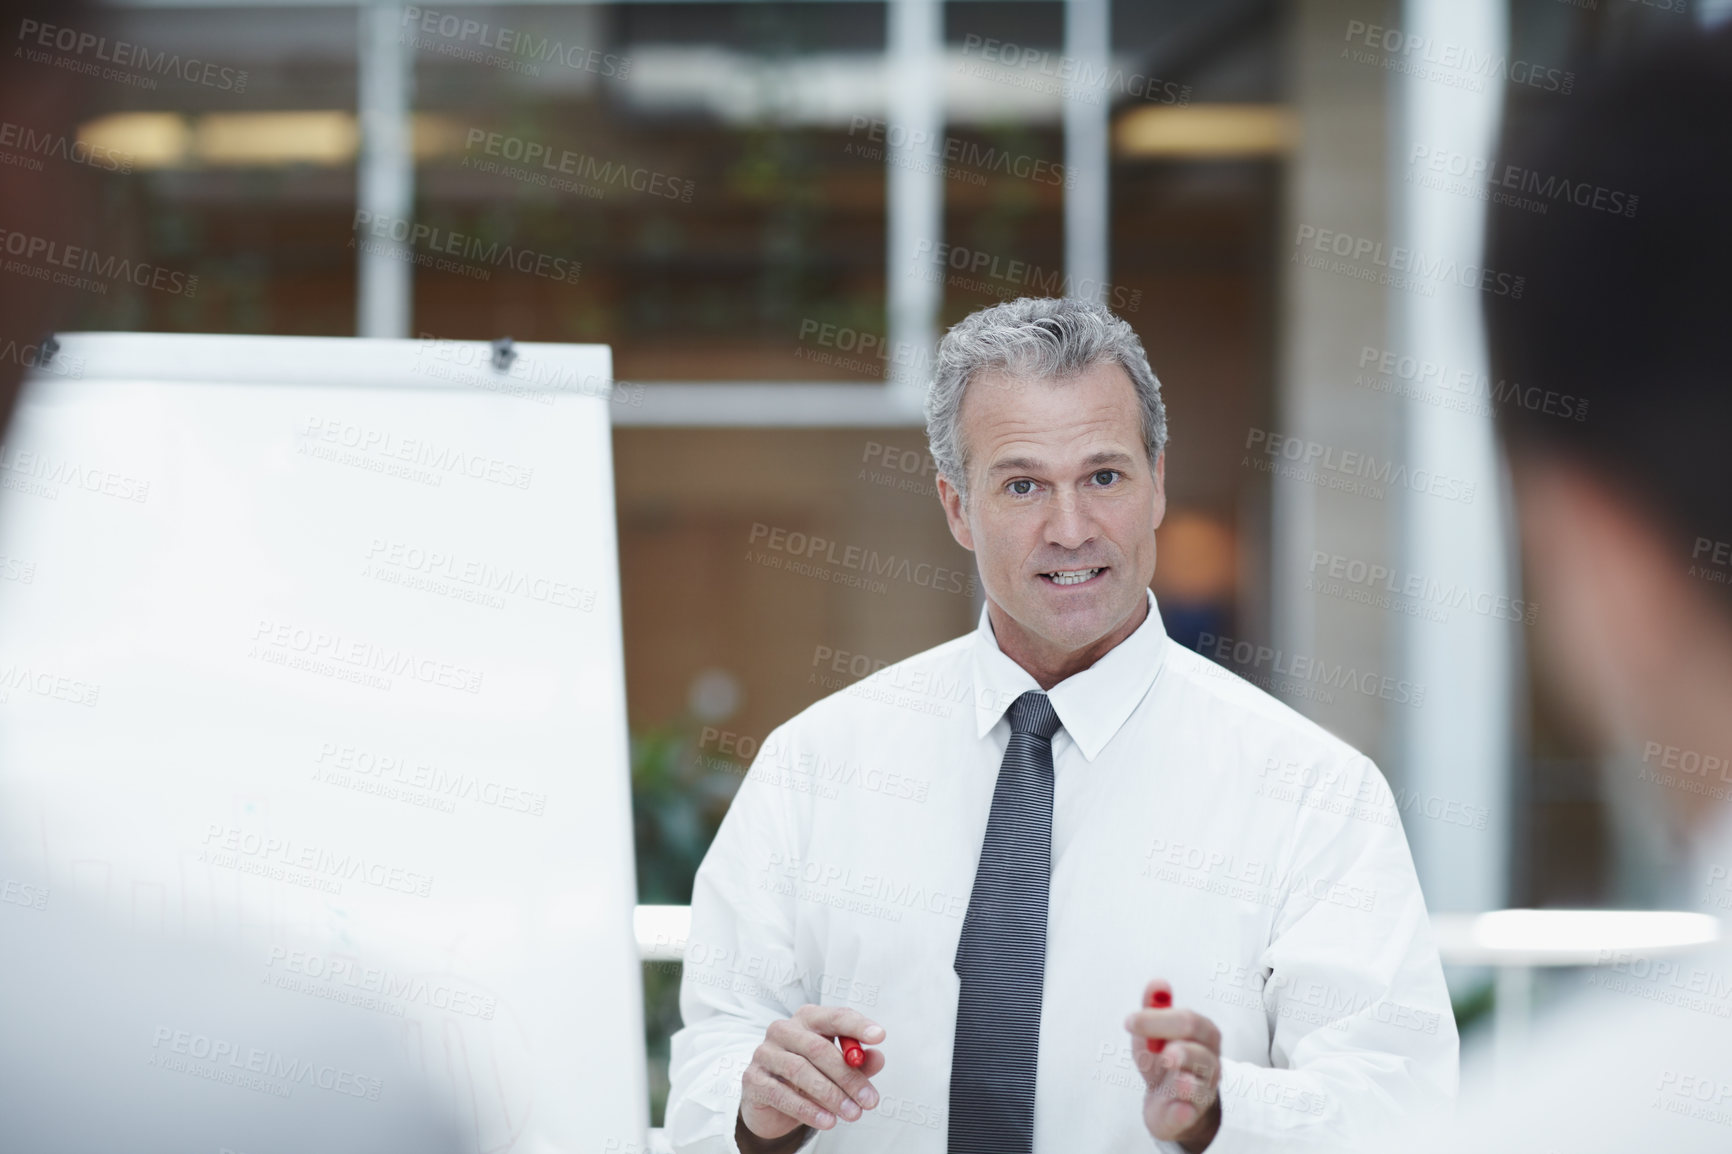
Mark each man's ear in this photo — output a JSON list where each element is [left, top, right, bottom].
[[1151, 453, 1168, 533], [937, 473, 975, 553]]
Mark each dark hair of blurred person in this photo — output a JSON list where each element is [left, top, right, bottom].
[[1484, 23, 1732, 841], [1397, 27, 1732, 1153], [0, 0, 96, 444]]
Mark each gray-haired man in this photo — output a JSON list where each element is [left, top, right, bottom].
[[666, 298, 1457, 1154]]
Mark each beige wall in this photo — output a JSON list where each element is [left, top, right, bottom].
[[614, 426, 975, 746]]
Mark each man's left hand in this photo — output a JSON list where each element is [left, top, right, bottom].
[[1123, 979, 1222, 1152]]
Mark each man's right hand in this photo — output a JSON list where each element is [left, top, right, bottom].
[[736, 1004, 887, 1150]]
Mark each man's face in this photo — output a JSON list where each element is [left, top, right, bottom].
[[937, 359, 1165, 666], [1509, 456, 1732, 836]]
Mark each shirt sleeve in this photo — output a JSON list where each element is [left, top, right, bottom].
[[1197, 755, 1460, 1154], [665, 725, 818, 1154]]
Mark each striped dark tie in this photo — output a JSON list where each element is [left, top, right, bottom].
[[948, 690, 1062, 1154]]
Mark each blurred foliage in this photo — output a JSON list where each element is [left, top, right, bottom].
[[631, 717, 744, 904], [632, 716, 747, 1123], [642, 959, 685, 1127], [1451, 977, 1496, 1036]]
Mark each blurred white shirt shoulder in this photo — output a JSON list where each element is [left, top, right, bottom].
[[1415, 811, 1732, 1152]]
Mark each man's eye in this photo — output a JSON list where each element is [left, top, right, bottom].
[[1093, 470, 1120, 486], [1008, 479, 1036, 496]]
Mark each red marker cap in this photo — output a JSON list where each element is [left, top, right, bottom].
[[1146, 989, 1172, 1053], [838, 1036, 865, 1068]]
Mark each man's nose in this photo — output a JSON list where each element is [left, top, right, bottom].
[[1044, 490, 1097, 550]]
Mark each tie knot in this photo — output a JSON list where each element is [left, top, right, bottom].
[[1006, 691, 1061, 741]]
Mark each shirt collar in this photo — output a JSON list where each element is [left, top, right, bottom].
[[969, 588, 1169, 761]]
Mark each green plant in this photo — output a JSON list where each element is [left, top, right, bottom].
[[631, 717, 748, 1123], [631, 718, 744, 904]]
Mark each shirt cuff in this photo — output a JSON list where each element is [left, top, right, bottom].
[[666, 1053, 746, 1154], [668, 1066, 820, 1154], [1186, 1058, 1331, 1154]]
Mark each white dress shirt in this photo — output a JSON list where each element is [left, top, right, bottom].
[[666, 590, 1457, 1153]]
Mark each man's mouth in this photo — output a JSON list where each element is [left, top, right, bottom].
[[1040, 567, 1105, 587]]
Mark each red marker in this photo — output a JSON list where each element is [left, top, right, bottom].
[[838, 1036, 865, 1068], [1146, 989, 1172, 1053]]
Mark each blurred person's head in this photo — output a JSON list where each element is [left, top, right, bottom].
[[1485, 27, 1732, 834], [926, 297, 1169, 686], [0, 0, 97, 442]]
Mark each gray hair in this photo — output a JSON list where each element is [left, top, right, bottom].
[[924, 296, 1168, 503]]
